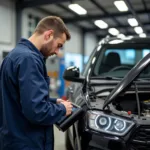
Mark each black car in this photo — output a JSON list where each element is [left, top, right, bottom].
[[63, 36, 150, 150]]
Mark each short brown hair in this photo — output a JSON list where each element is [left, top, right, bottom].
[[34, 16, 71, 40]]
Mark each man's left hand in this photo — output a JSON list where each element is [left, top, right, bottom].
[[56, 99, 65, 104], [57, 99, 70, 104]]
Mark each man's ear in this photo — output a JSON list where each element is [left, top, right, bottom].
[[44, 30, 54, 42]]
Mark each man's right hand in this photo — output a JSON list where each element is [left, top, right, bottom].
[[61, 101, 73, 116]]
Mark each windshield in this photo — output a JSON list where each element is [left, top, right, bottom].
[[92, 45, 150, 79]]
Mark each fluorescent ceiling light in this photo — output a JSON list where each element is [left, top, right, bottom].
[[128, 18, 138, 27], [117, 34, 125, 38], [123, 36, 133, 40], [134, 26, 143, 34], [108, 28, 119, 36], [114, 1, 128, 12], [109, 39, 123, 44], [94, 20, 108, 29], [139, 33, 146, 37], [68, 4, 87, 15]]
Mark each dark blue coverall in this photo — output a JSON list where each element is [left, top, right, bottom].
[[0, 38, 66, 150]]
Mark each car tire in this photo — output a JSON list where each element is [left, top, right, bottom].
[[65, 130, 73, 150]]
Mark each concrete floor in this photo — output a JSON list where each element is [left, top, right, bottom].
[[54, 126, 66, 150]]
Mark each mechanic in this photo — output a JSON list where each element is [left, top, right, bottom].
[[0, 16, 73, 150]]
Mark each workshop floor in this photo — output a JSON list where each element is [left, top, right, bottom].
[[54, 126, 66, 150]]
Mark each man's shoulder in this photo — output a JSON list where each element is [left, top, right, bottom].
[[10, 45, 38, 60], [8, 47, 30, 61]]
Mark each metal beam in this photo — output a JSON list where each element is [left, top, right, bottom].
[[20, 0, 82, 8], [83, 22, 150, 32], [57, 4, 77, 16], [36, 4, 86, 32], [124, 0, 147, 34], [90, 0, 122, 26], [81, 29, 85, 68], [90, 0, 130, 37], [142, 0, 150, 22], [97, 30, 150, 39], [56, 4, 85, 29], [35, 7, 60, 16], [57, 4, 100, 34], [63, 9, 149, 23]]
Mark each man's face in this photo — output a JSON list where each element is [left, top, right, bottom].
[[40, 32, 66, 58]]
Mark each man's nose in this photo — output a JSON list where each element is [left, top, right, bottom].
[[55, 48, 59, 55]]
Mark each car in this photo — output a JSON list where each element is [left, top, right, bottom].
[[63, 36, 150, 150]]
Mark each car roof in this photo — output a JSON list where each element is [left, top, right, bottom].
[[99, 36, 150, 45]]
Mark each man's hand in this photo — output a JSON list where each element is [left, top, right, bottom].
[[61, 101, 73, 116], [56, 99, 64, 104], [57, 99, 70, 104]]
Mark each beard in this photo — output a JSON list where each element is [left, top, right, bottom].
[[40, 40, 56, 58]]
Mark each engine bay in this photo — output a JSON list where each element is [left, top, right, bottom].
[[112, 92, 150, 117]]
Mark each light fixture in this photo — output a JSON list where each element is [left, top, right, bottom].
[[139, 33, 146, 38], [117, 34, 125, 38], [68, 4, 87, 15], [109, 39, 124, 44], [94, 20, 108, 29], [88, 111, 135, 136], [134, 26, 143, 34], [128, 18, 138, 27], [123, 36, 133, 40], [108, 28, 119, 36], [114, 1, 128, 12]]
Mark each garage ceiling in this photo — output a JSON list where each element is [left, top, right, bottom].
[[18, 0, 150, 38]]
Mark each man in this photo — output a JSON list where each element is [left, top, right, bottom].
[[0, 16, 73, 150]]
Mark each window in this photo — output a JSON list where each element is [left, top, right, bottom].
[[28, 14, 41, 37], [93, 46, 150, 78], [143, 49, 150, 57], [65, 53, 83, 71], [105, 49, 136, 65]]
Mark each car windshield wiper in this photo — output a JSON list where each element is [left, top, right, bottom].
[[90, 76, 122, 80]]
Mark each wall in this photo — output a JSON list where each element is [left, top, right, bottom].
[[85, 33, 98, 56], [22, 8, 47, 38], [64, 24, 82, 54], [0, 0, 16, 62]]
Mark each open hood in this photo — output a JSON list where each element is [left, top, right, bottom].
[[103, 53, 150, 109]]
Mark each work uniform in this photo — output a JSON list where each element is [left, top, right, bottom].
[[0, 38, 66, 150]]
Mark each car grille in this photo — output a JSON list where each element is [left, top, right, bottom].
[[129, 126, 150, 150]]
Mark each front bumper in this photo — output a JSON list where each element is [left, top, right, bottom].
[[82, 130, 126, 150], [82, 125, 150, 150]]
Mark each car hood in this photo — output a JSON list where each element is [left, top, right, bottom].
[[103, 53, 150, 109]]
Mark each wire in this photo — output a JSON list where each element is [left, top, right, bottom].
[[88, 85, 96, 102], [134, 82, 140, 119], [84, 93, 93, 110], [81, 75, 94, 110]]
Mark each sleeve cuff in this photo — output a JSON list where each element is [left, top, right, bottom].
[[49, 98, 57, 103], [58, 103, 66, 116]]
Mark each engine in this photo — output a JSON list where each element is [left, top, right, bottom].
[[112, 92, 150, 117], [141, 100, 150, 117]]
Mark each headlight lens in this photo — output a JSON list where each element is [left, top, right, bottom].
[[88, 111, 134, 136]]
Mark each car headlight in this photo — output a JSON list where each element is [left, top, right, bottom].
[[88, 111, 134, 136]]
